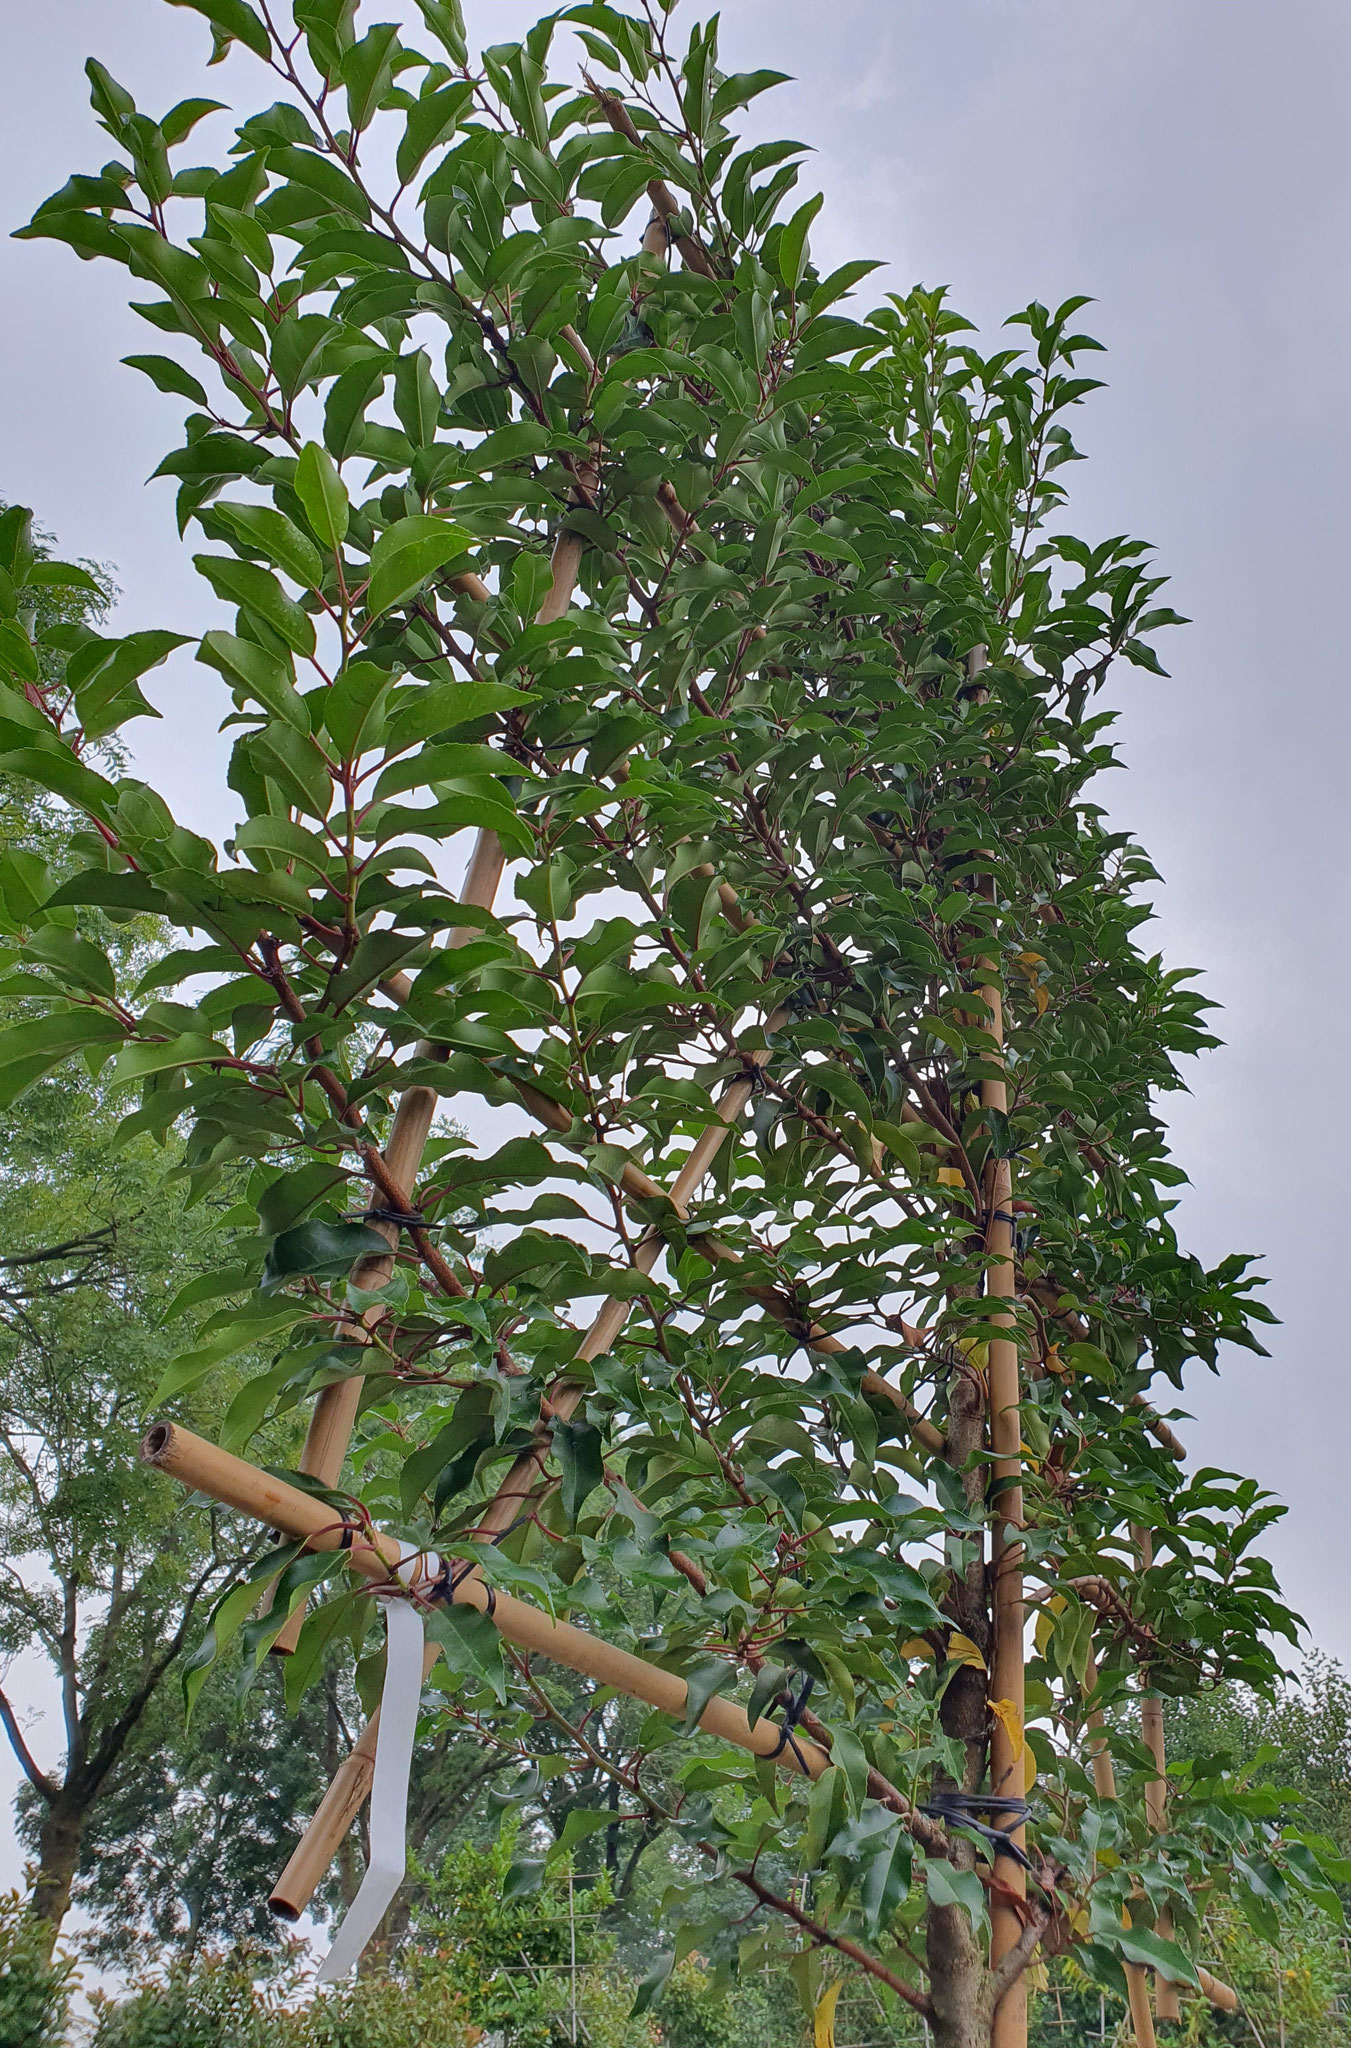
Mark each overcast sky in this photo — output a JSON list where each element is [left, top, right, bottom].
[[2, 0, 1349, 1909]]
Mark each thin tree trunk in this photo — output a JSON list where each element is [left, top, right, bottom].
[[926, 1895, 991, 2048]]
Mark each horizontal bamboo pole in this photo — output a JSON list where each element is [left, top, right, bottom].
[[143, 1418, 830, 1772]]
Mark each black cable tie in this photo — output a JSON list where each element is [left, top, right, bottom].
[[363, 1205, 428, 1231], [986, 1209, 1018, 1230], [432, 1556, 498, 1622], [338, 1524, 355, 1551], [920, 1792, 1034, 1871], [764, 1675, 815, 1763]]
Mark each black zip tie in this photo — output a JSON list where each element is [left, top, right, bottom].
[[432, 1555, 497, 1620], [357, 1205, 429, 1231], [986, 1209, 1018, 1230], [764, 1675, 815, 1769], [338, 1524, 354, 1551], [920, 1792, 1033, 1870]]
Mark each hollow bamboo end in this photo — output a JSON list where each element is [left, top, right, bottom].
[[141, 1421, 174, 1465], [268, 1895, 302, 1923]]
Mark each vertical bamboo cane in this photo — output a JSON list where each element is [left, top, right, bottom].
[[1135, 1526, 1180, 2026], [268, 522, 591, 1654], [969, 645, 1027, 2048], [1084, 1648, 1157, 2048], [1084, 1645, 1235, 2027]]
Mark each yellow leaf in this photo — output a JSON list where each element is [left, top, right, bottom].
[[948, 1632, 987, 1671], [1024, 1746, 1037, 1793], [936, 1165, 964, 1187], [989, 1695, 1024, 1759], [814, 1977, 844, 2048], [900, 1637, 935, 1662]]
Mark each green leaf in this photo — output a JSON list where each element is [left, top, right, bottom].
[[425, 1600, 506, 1702], [0, 1008, 125, 1107], [161, 96, 227, 145], [122, 354, 210, 405], [365, 514, 473, 616], [107, 1032, 230, 1088], [629, 1952, 674, 2019], [746, 1662, 788, 1732], [924, 1858, 987, 1932], [553, 1414, 604, 1525], [548, 1807, 617, 1863], [503, 1856, 545, 1898], [182, 1545, 303, 1721], [165, 0, 270, 61], [261, 1218, 390, 1292], [321, 661, 390, 757], [778, 192, 823, 292], [0, 744, 117, 818], [212, 502, 325, 588], [681, 1655, 736, 1736], [194, 555, 317, 656], [397, 79, 472, 185], [266, 144, 370, 221], [342, 22, 402, 135], [1116, 1928, 1201, 1989], [198, 630, 308, 731], [295, 440, 350, 550]]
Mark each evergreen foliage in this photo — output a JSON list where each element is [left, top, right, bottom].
[[1, 2, 1338, 2038]]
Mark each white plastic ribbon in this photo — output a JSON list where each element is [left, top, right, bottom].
[[316, 1544, 434, 1981]]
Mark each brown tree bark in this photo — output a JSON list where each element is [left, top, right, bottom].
[[28, 1794, 84, 1949]]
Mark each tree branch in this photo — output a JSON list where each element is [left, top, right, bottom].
[[731, 1864, 934, 2019], [0, 1678, 57, 1803]]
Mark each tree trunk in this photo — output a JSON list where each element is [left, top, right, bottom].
[[926, 1894, 992, 2048], [27, 1794, 84, 1948]]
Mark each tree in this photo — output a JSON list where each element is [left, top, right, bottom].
[[0, 538, 272, 1940], [68, 1663, 336, 1969], [0, 1028, 264, 1940], [4, 4, 1334, 2044]]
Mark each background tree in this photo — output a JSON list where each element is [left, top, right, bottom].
[[0, 1012, 262, 1940], [3, 4, 1337, 2044], [0, 530, 276, 1941]]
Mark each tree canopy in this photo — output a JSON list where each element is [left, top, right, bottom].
[[1, 2, 1333, 2041]]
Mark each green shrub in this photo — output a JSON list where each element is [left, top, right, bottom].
[[0, 1892, 72, 2048]]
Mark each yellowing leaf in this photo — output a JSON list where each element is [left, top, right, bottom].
[[900, 1638, 935, 1662], [936, 1165, 964, 1187], [948, 1632, 987, 1671], [989, 1695, 1024, 1759], [1024, 1746, 1037, 1793], [814, 1977, 844, 2048], [1017, 950, 1050, 1014]]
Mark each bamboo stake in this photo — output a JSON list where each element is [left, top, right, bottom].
[[1084, 1644, 1236, 2023], [969, 645, 1027, 2048], [143, 1421, 834, 1783], [269, 520, 592, 1654], [1134, 1526, 1180, 2026], [1083, 1647, 1156, 2046]]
